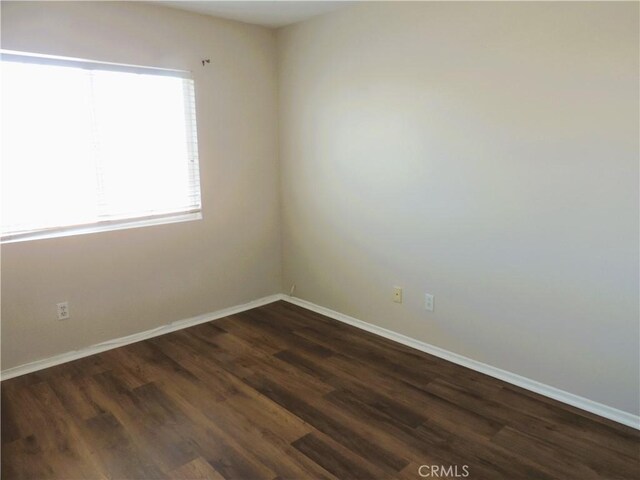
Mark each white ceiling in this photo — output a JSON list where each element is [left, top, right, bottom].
[[153, 1, 355, 28]]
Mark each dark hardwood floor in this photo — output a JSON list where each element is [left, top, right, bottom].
[[2, 300, 639, 479]]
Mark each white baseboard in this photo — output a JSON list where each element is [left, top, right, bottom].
[[281, 295, 640, 430], [3, 292, 638, 430], [0, 294, 284, 381]]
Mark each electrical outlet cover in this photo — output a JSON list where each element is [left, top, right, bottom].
[[57, 301, 70, 320], [425, 293, 434, 312]]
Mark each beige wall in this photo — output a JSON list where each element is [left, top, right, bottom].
[[278, 2, 640, 414], [0, 1, 281, 369]]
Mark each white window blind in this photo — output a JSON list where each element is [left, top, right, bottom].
[[1, 51, 202, 242]]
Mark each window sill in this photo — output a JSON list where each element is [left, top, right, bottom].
[[1, 211, 202, 244]]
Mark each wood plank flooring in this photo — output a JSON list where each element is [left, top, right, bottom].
[[2, 300, 639, 479]]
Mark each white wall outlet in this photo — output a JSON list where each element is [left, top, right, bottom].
[[393, 286, 403, 303], [425, 293, 434, 312], [57, 301, 70, 320]]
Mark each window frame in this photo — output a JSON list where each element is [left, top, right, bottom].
[[0, 50, 203, 244]]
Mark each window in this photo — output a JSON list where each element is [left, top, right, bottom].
[[1, 51, 202, 242]]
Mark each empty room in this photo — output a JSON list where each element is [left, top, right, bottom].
[[1, 1, 638, 478]]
